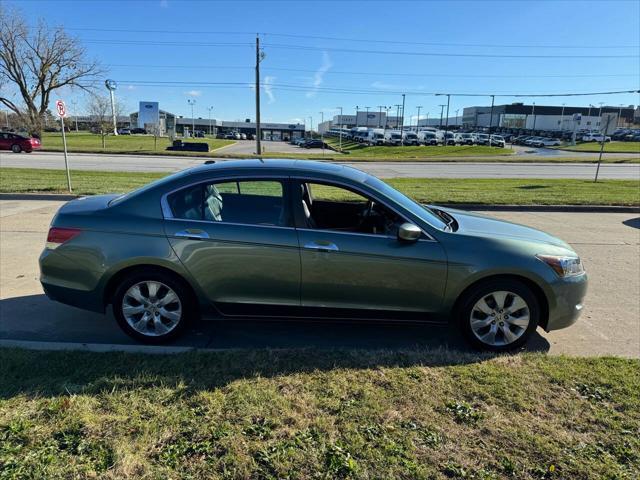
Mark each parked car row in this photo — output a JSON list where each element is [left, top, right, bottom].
[[324, 127, 507, 147], [611, 128, 640, 142], [215, 131, 254, 140], [513, 136, 561, 147], [290, 137, 329, 149]]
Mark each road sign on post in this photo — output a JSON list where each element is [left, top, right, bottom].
[[55, 100, 72, 193]]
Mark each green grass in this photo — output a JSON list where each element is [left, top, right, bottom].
[[557, 141, 640, 154], [324, 138, 514, 158], [0, 349, 638, 479], [1, 167, 639, 205], [40, 132, 234, 154]]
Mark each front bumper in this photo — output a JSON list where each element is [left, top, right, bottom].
[[545, 273, 588, 331]]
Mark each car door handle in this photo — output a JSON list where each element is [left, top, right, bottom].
[[304, 241, 339, 252], [173, 229, 209, 240]]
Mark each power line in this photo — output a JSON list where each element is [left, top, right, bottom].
[[100, 63, 638, 79], [68, 27, 640, 49], [78, 38, 638, 58], [112, 80, 640, 97]]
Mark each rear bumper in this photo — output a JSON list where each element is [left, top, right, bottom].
[[545, 273, 588, 331], [41, 281, 105, 313]]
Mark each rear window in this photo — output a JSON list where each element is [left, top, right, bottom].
[[167, 179, 288, 226]]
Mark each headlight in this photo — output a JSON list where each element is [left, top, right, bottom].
[[536, 254, 585, 277]]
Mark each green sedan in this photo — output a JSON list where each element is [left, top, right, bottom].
[[39, 160, 587, 351]]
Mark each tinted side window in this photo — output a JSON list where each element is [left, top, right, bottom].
[[168, 180, 288, 226]]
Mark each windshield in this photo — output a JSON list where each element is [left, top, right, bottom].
[[391, 134, 401, 139], [365, 176, 448, 230]]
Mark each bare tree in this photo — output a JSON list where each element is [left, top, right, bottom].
[[87, 94, 125, 148], [0, 6, 103, 135]]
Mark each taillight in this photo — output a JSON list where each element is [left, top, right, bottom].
[[46, 227, 82, 249]]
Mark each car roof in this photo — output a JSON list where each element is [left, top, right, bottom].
[[187, 159, 369, 182]]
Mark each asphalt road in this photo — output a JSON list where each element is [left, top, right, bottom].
[[1, 198, 638, 357], [2, 151, 640, 179]]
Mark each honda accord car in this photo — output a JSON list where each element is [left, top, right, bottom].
[[39, 160, 587, 350]]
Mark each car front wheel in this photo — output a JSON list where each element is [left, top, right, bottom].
[[113, 270, 194, 344], [458, 279, 539, 351], [11, 144, 21, 153]]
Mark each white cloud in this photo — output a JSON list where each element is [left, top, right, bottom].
[[263, 76, 276, 104], [306, 51, 332, 98], [184, 90, 202, 97]]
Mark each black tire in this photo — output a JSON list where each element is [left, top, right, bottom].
[[457, 278, 540, 352], [11, 144, 21, 153], [112, 269, 196, 344]]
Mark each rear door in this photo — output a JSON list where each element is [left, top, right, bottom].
[[164, 177, 301, 310]]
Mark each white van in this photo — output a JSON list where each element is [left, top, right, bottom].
[[365, 128, 385, 146], [417, 130, 438, 146], [384, 130, 403, 146], [402, 131, 419, 146]]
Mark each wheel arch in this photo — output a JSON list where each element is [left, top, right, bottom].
[[450, 273, 550, 329], [102, 263, 200, 314]]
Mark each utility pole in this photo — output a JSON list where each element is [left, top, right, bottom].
[[416, 106, 422, 130], [207, 106, 214, 135], [255, 35, 265, 154], [337, 106, 343, 152], [595, 115, 612, 183], [439, 104, 446, 128], [187, 99, 196, 137], [617, 104, 624, 127], [399, 94, 406, 140], [444, 94, 451, 132], [488, 95, 495, 138]]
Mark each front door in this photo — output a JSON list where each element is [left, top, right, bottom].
[[294, 180, 447, 314], [164, 178, 300, 309]]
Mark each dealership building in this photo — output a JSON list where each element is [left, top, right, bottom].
[[318, 111, 402, 133], [462, 103, 637, 131]]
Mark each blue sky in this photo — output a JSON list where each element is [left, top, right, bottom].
[[6, 0, 640, 124]]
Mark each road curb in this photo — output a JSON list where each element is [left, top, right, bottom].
[[433, 203, 640, 213], [0, 339, 199, 354], [0, 193, 79, 201]]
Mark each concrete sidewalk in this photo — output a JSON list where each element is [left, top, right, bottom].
[[1, 198, 638, 356]]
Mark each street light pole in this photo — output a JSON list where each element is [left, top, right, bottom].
[[531, 102, 537, 132], [319, 111, 325, 155], [561, 103, 566, 131], [444, 94, 451, 132], [439, 104, 446, 129], [399, 94, 406, 140], [308, 116, 313, 138], [337, 106, 343, 152], [455, 109, 459, 126], [365, 106, 370, 127], [617, 104, 624, 127], [207, 106, 214, 135], [187, 99, 196, 137], [377, 105, 384, 128], [355, 106, 359, 127], [598, 102, 604, 131], [416, 106, 422, 130], [488, 95, 495, 137]]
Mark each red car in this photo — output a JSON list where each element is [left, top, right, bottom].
[[0, 132, 41, 153]]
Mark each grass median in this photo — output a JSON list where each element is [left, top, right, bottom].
[[556, 141, 640, 154], [40, 131, 234, 154], [0, 349, 638, 479], [1, 167, 638, 205]]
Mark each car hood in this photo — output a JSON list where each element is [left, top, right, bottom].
[[431, 206, 572, 250]]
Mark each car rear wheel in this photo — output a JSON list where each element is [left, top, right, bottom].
[[113, 270, 194, 344], [11, 144, 21, 153], [458, 279, 539, 352]]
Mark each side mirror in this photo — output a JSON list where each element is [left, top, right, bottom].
[[398, 223, 421, 242]]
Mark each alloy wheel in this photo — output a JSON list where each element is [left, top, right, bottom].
[[469, 290, 530, 346], [121, 281, 182, 336]]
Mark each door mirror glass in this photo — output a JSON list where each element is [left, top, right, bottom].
[[398, 222, 421, 242]]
